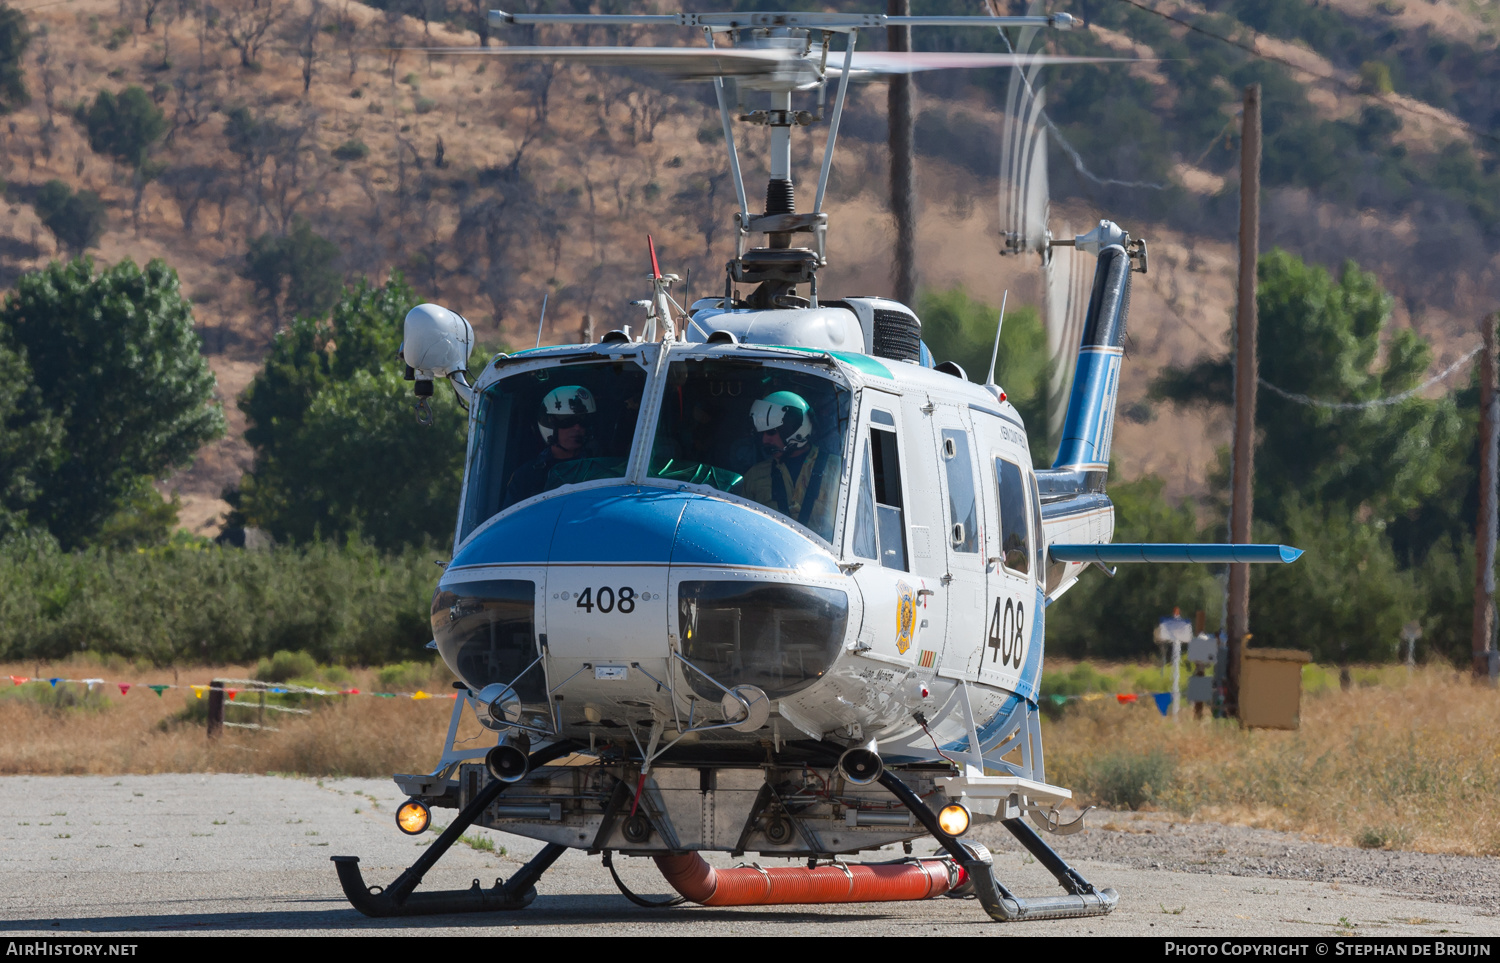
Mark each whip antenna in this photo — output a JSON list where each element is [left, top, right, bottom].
[[534, 292, 549, 349], [985, 290, 1009, 388]]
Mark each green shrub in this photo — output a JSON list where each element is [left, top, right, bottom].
[[0, 680, 110, 714], [255, 649, 317, 682], [0, 538, 437, 667], [332, 139, 368, 162], [413, 97, 437, 115], [377, 660, 437, 692], [1078, 750, 1176, 810]]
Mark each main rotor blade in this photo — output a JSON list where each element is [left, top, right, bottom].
[[409, 45, 798, 78], [840, 51, 1125, 75]]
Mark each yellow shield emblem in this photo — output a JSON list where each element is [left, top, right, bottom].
[[895, 582, 917, 655]]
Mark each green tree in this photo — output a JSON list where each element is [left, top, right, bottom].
[[236, 370, 467, 550], [0, 341, 61, 538], [0, 3, 29, 114], [33, 180, 107, 255], [0, 258, 225, 549], [918, 287, 1048, 463], [1152, 250, 1462, 530], [233, 274, 470, 549], [245, 218, 343, 326], [81, 86, 167, 170], [1249, 497, 1419, 663]]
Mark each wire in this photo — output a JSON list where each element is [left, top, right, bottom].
[[917, 717, 960, 767], [1258, 344, 1482, 411], [1109, 0, 1500, 149]]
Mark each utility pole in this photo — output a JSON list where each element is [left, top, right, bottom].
[[1473, 312, 1499, 683], [1226, 84, 1260, 720], [887, 0, 917, 307]]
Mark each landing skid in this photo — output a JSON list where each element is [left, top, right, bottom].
[[877, 770, 1119, 922], [332, 747, 1116, 923], [331, 740, 579, 917]]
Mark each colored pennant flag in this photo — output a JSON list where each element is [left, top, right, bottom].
[[48, 678, 60, 688], [340, 688, 360, 696], [118, 684, 132, 696], [1049, 694, 1068, 706], [376, 693, 395, 698], [190, 685, 206, 699], [83, 678, 103, 692], [1116, 693, 1137, 704], [1152, 692, 1173, 716], [412, 691, 430, 700], [8, 676, 27, 686], [227, 689, 238, 700], [149, 685, 168, 697]]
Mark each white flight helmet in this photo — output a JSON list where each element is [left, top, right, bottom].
[[537, 385, 597, 445], [750, 391, 813, 449]]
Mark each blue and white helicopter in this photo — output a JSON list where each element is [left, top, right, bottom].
[[332, 5, 1301, 923]]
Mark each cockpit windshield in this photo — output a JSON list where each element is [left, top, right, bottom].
[[461, 358, 649, 538], [649, 359, 851, 543]]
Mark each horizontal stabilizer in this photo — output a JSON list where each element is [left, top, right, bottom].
[[1050, 543, 1304, 565]]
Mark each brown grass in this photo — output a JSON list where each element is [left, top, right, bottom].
[[1045, 663, 1500, 856], [8, 657, 1499, 856], [0, 657, 483, 778]]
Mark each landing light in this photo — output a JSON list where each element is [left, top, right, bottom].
[[937, 803, 971, 837], [396, 799, 431, 835]]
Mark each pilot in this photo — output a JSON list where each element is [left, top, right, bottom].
[[504, 384, 596, 507], [738, 390, 840, 538]]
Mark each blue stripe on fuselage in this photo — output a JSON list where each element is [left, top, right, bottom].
[[450, 485, 838, 574]]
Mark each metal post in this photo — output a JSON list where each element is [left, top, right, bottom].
[[1226, 84, 1260, 721], [1171, 636, 1182, 720], [1474, 312, 1499, 683], [207, 679, 225, 739], [887, 0, 917, 307]]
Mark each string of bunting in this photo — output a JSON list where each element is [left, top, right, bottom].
[[1047, 691, 1182, 716], [9, 676, 1187, 717], [4, 674, 459, 703]]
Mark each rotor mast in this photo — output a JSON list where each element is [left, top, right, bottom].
[[486, 8, 1081, 313]]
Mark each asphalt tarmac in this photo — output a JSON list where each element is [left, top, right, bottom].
[[0, 774, 1495, 938]]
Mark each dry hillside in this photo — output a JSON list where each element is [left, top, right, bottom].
[[1, 0, 1495, 536]]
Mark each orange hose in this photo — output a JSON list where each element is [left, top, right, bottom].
[[654, 853, 960, 906]]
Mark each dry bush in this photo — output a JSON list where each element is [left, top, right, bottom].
[[1044, 664, 1500, 855], [0, 656, 472, 778]]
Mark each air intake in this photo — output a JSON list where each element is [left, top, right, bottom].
[[872, 309, 921, 362]]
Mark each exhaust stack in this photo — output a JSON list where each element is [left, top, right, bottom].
[[486, 732, 531, 783]]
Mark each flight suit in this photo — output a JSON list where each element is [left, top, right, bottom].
[[739, 443, 842, 542]]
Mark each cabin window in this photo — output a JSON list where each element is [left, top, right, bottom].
[[995, 457, 1030, 575], [942, 429, 979, 553], [852, 448, 879, 561], [649, 360, 851, 544], [869, 421, 908, 570], [461, 360, 649, 537]]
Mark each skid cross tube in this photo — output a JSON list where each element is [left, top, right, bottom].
[[877, 769, 1118, 922], [332, 740, 577, 917]]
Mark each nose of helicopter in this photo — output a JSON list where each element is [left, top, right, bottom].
[[448, 485, 842, 574]]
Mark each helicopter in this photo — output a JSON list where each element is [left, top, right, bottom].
[[331, 5, 1303, 923]]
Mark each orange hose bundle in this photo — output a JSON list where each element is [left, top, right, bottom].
[[654, 852, 961, 906]]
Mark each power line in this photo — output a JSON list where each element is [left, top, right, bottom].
[[1109, 0, 1500, 149], [1258, 344, 1482, 411]]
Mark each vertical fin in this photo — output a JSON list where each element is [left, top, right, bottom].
[[1051, 244, 1131, 472]]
